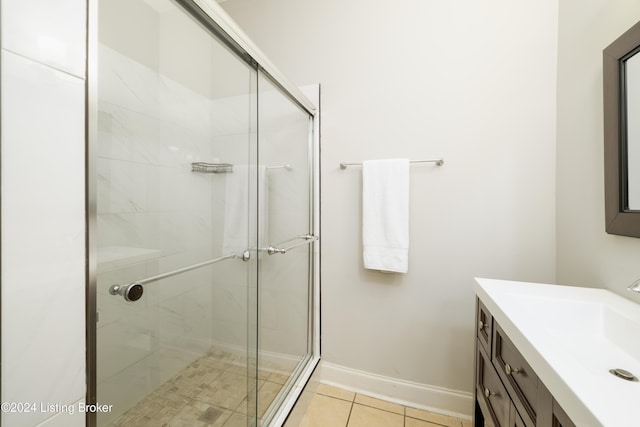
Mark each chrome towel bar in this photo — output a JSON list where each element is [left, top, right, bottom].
[[339, 158, 444, 169]]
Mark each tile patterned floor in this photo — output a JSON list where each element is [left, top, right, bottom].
[[284, 384, 473, 427], [110, 350, 472, 427]]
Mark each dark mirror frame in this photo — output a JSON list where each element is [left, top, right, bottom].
[[604, 20, 640, 238]]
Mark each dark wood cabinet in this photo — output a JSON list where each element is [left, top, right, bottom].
[[493, 322, 538, 425], [477, 342, 510, 426], [473, 299, 576, 427]]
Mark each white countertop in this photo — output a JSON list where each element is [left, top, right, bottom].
[[474, 278, 640, 427]]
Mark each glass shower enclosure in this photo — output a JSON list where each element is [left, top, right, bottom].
[[86, 1, 320, 426]]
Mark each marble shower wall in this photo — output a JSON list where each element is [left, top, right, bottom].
[[1, 0, 87, 426]]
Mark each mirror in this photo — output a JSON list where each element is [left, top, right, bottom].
[[626, 52, 640, 209], [603, 20, 640, 237]]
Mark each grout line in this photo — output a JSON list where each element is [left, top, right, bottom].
[[344, 399, 354, 427], [315, 391, 355, 403], [351, 393, 406, 417], [404, 415, 450, 427], [353, 401, 405, 417]]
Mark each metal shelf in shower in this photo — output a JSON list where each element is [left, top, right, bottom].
[[191, 162, 234, 173]]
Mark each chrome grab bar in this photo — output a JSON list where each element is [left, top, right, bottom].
[[266, 234, 318, 255], [109, 250, 250, 302]]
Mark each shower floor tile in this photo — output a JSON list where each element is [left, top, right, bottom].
[[166, 400, 233, 427], [109, 349, 288, 427]]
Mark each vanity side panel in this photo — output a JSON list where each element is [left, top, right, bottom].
[[473, 299, 483, 426]]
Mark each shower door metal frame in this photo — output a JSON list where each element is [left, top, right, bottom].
[[265, 87, 321, 427], [85, 0, 320, 426]]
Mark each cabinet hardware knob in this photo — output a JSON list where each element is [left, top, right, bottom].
[[479, 320, 486, 330], [483, 388, 497, 398], [505, 363, 520, 376]]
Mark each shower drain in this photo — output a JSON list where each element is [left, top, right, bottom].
[[609, 368, 639, 382]]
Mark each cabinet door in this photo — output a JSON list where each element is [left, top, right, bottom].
[[477, 343, 510, 426], [493, 322, 538, 425], [509, 402, 526, 427]]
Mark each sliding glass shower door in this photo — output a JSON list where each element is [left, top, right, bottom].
[[255, 72, 314, 424], [91, 1, 317, 426], [95, 0, 259, 425]]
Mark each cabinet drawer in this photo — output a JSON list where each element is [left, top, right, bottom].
[[477, 299, 492, 355], [477, 342, 509, 426], [493, 322, 538, 425]]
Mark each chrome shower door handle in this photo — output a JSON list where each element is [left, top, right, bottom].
[[266, 234, 318, 256], [108, 252, 242, 302], [267, 246, 287, 255], [109, 283, 144, 302]]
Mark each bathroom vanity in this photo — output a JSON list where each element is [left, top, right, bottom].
[[474, 297, 574, 426], [473, 278, 640, 427]]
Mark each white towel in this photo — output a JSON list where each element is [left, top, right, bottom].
[[362, 159, 410, 273], [223, 165, 268, 255]]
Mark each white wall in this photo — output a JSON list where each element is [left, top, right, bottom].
[[0, 0, 575, 423], [0, 0, 86, 426], [222, 0, 558, 415], [556, 1, 640, 297]]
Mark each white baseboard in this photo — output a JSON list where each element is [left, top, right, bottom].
[[318, 361, 473, 420]]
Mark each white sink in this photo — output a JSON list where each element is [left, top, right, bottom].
[[475, 278, 640, 427], [509, 294, 640, 369]]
